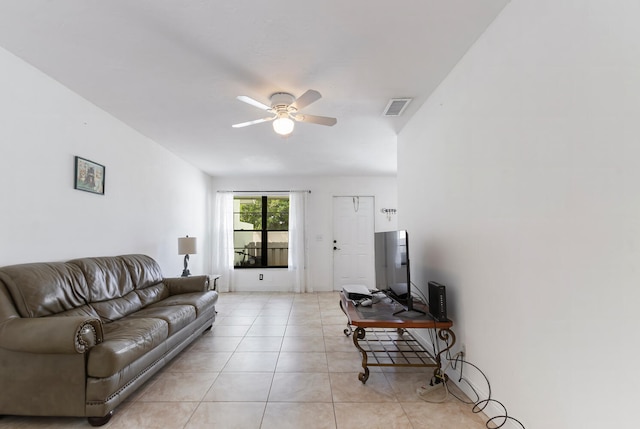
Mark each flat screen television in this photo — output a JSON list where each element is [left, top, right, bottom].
[[374, 230, 424, 315]]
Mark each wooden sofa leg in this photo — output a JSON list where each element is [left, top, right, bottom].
[[88, 411, 113, 427], [204, 324, 213, 332]]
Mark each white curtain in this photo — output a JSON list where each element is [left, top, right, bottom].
[[288, 191, 310, 293], [212, 191, 235, 292]]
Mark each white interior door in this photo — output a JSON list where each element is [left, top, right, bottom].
[[332, 196, 375, 291]]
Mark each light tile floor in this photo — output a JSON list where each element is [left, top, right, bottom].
[[0, 292, 487, 429]]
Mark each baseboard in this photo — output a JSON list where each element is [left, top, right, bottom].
[[409, 328, 516, 428]]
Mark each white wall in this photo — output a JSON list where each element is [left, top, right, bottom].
[[0, 47, 210, 275], [399, 1, 640, 428], [211, 175, 397, 292]]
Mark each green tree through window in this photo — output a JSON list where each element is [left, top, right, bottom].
[[239, 198, 289, 230]]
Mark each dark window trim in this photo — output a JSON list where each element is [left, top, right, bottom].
[[234, 195, 289, 269]]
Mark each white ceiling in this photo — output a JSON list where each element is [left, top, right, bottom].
[[0, 1, 508, 177]]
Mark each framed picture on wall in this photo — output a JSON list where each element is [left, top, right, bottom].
[[74, 156, 105, 195]]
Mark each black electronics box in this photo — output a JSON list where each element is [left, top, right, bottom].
[[428, 281, 447, 321]]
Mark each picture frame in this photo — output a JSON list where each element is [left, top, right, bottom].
[[74, 156, 105, 195]]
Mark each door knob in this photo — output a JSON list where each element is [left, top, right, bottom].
[[333, 246, 341, 250]]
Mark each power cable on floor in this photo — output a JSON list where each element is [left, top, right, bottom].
[[417, 338, 526, 428], [447, 354, 526, 429]]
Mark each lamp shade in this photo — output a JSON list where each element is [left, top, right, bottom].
[[272, 115, 294, 136], [178, 236, 197, 255]]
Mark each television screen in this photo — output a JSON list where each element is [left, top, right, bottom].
[[374, 230, 425, 316], [374, 230, 410, 300]]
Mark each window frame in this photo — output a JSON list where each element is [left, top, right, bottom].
[[233, 195, 289, 269]]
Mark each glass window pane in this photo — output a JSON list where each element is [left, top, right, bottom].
[[234, 231, 262, 267], [267, 232, 288, 267], [234, 197, 262, 230], [267, 197, 289, 231], [232, 195, 290, 268]]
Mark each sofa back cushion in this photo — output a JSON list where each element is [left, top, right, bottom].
[[135, 283, 170, 307], [122, 254, 164, 289], [0, 262, 89, 318], [69, 255, 138, 323], [68, 256, 135, 302], [122, 254, 170, 307], [68, 254, 166, 322], [0, 254, 167, 322]]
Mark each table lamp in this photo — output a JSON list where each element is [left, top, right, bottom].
[[178, 236, 197, 277]]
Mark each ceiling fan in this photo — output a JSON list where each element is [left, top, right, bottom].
[[232, 89, 337, 136]]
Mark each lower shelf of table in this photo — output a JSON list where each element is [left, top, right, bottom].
[[345, 327, 443, 383]]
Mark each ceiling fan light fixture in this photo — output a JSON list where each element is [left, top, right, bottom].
[[273, 114, 294, 136], [233, 89, 336, 134]]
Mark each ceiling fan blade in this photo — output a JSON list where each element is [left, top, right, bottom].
[[237, 95, 271, 111], [293, 114, 337, 127], [290, 89, 321, 110], [232, 116, 275, 128]]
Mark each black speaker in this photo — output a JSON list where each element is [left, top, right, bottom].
[[428, 281, 447, 321]]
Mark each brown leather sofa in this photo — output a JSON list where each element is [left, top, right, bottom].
[[0, 254, 218, 426]]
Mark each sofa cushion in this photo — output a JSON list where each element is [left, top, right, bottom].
[[87, 317, 168, 378], [129, 305, 196, 335], [68, 257, 135, 303], [135, 282, 170, 307], [90, 291, 144, 323], [121, 254, 164, 290], [69, 255, 167, 321], [48, 304, 100, 319], [148, 291, 218, 317], [0, 262, 89, 318]]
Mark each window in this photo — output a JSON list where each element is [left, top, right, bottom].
[[233, 195, 289, 268]]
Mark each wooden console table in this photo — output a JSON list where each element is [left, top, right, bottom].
[[339, 292, 455, 383]]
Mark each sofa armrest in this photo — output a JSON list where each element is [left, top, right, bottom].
[[0, 316, 103, 354], [164, 275, 210, 295]]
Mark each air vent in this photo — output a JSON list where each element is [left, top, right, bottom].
[[383, 98, 412, 116]]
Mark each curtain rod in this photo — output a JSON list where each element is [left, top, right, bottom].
[[218, 190, 311, 194]]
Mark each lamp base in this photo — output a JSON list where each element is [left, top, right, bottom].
[[181, 254, 191, 277]]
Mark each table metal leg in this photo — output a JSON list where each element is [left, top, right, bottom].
[[339, 299, 353, 336], [352, 327, 370, 383], [434, 328, 456, 369]]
